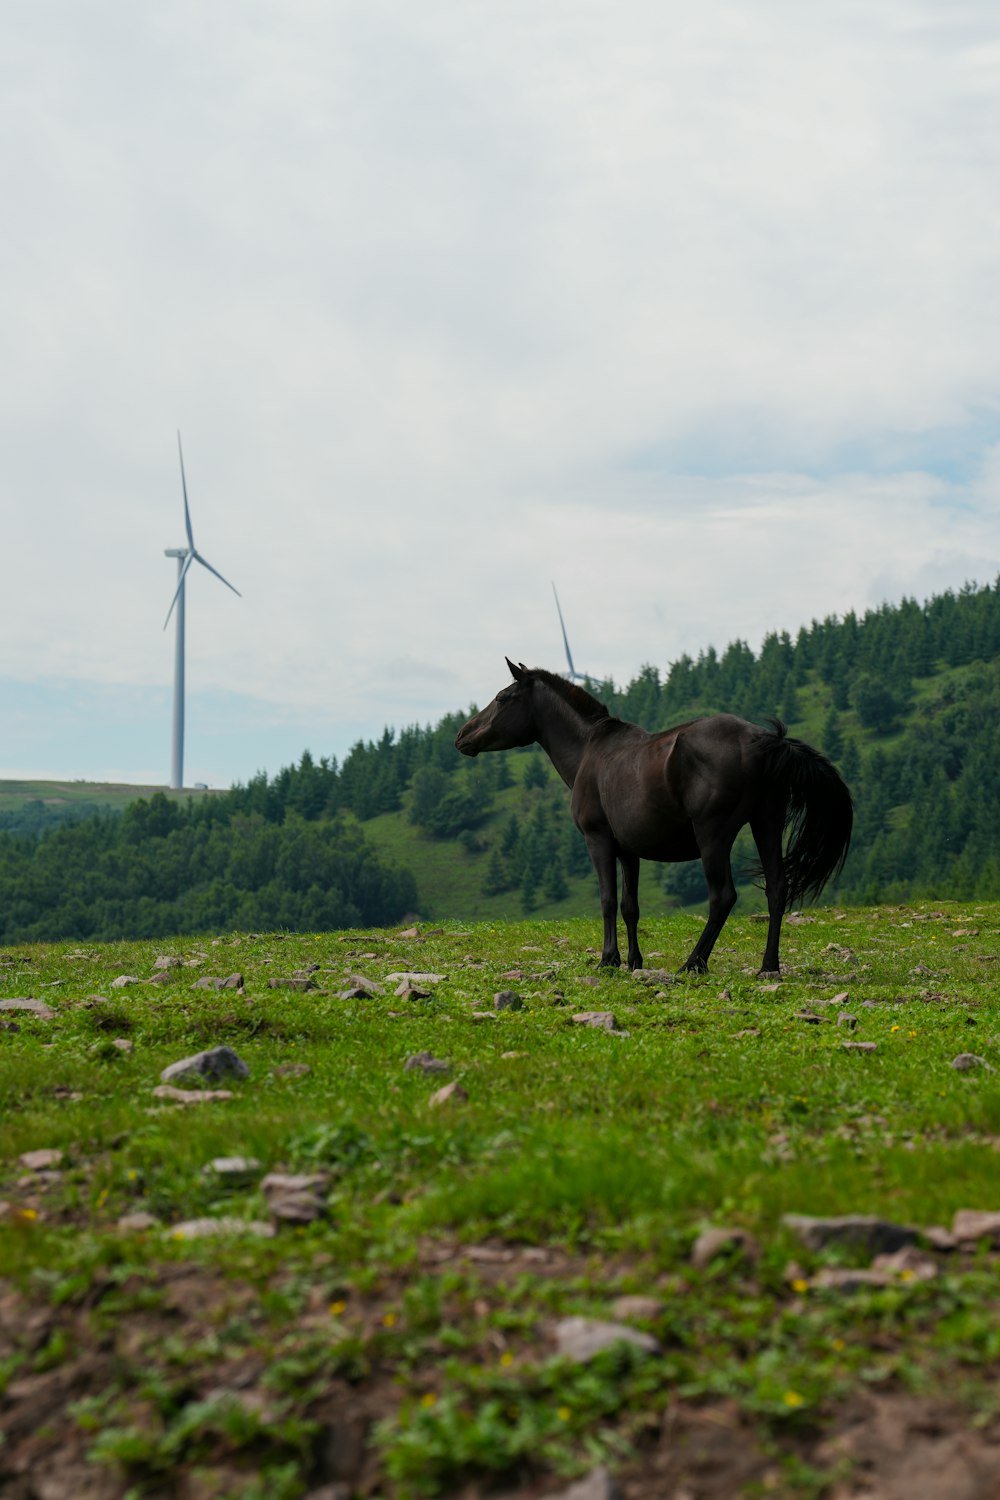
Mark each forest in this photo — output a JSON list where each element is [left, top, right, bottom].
[[4, 578, 1000, 940]]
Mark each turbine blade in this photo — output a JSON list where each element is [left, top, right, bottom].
[[163, 551, 194, 629], [552, 582, 576, 678], [177, 431, 195, 552], [192, 549, 241, 598]]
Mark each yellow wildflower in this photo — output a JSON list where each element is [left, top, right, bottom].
[[783, 1390, 804, 1407]]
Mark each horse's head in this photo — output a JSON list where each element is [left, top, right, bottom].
[[454, 659, 539, 756]]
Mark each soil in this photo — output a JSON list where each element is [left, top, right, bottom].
[[3, 1247, 1000, 1500]]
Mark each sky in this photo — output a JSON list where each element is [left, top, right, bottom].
[[4, 1, 1000, 787]]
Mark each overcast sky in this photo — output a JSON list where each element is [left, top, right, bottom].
[[4, 1, 1000, 786]]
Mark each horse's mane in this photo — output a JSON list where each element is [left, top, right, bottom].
[[527, 667, 611, 723]]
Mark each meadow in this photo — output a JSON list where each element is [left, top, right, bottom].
[[2, 903, 1000, 1498]]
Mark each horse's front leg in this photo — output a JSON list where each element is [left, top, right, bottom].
[[585, 832, 622, 967], [619, 851, 643, 970]]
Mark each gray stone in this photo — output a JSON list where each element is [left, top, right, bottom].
[[951, 1053, 993, 1072], [18, 1149, 64, 1171], [610, 1295, 664, 1321], [837, 1012, 858, 1029], [0, 998, 55, 1018], [262, 1171, 328, 1224], [782, 1213, 918, 1255], [631, 968, 676, 984], [538, 1468, 622, 1500], [493, 990, 524, 1011], [385, 971, 446, 984], [110, 975, 140, 988], [168, 1216, 275, 1240], [273, 1062, 312, 1078], [154, 956, 183, 969], [842, 1041, 878, 1052], [571, 1011, 625, 1033], [555, 1315, 660, 1363], [395, 980, 430, 999], [118, 1211, 159, 1232], [203, 1156, 262, 1186], [404, 1052, 451, 1074], [691, 1226, 760, 1270], [270, 976, 319, 991], [112, 1038, 133, 1053], [952, 1209, 1000, 1246], [160, 1045, 249, 1085], [152, 1084, 234, 1104]]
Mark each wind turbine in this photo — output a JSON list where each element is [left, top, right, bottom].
[[551, 582, 589, 683], [163, 433, 241, 790]]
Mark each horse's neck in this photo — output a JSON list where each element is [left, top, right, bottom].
[[534, 685, 592, 788]]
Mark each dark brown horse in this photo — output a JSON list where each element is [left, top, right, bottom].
[[455, 660, 853, 975]]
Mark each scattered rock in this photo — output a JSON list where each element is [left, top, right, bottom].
[[18, 1149, 64, 1172], [554, 1315, 660, 1363], [795, 1010, 828, 1023], [872, 1247, 939, 1281], [112, 1038, 134, 1054], [632, 967, 676, 985], [118, 1211, 158, 1232], [611, 1294, 664, 1321], [160, 1046, 249, 1086], [273, 1062, 312, 1079], [168, 1217, 275, 1240], [837, 1013, 858, 1029], [493, 990, 523, 1012], [0, 1020, 20, 1033], [538, 1468, 622, 1500], [148, 970, 173, 984], [0, 998, 55, 1019], [261, 1172, 328, 1224], [270, 976, 319, 992], [385, 971, 446, 985], [811, 1267, 895, 1292], [951, 1053, 993, 1072], [405, 1052, 451, 1074], [203, 1156, 262, 1187], [154, 956, 183, 969], [782, 1213, 918, 1255], [110, 975, 140, 988], [571, 1011, 626, 1033], [923, 1224, 959, 1252], [733, 1028, 760, 1039], [395, 980, 430, 1000], [691, 1226, 759, 1270], [578, 976, 602, 988], [342, 974, 382, 996], [429, 1081, 468, 1108], [152, 1084, 234, 1104], [952, 1209, 1000, 1246], [843, 1041, 878, 1052]]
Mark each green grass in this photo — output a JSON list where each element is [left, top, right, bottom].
[[0, 777, 224, 812], [3, 906, 1000, 1495]]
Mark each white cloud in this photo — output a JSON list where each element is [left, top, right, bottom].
[[3, 1, 1000, 778]]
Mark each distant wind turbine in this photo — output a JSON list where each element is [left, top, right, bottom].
[[163, 433, 241, 790], [551, 582, 589, 683]]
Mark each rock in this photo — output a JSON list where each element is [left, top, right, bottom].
[[149, 970, 173, 984], [395, 981, 430, 1000], [343, 974, 382, 996], [811, 1267, 894, 1291], [691, 1226, 760, 1269], [273, 1062, 312, 1079], [160, 1046, 249, 1085], [397, 926, 421, 938], [837, 1013, 858, 1029], [112, 1038, 134, 1054], [554, 1315, 660, 1363], [923, 1224, 959, 1251], [632, 968, 676, 984], [118, 1211, 158, 1232], [405, 1052, 451, 1074], [538, 1468, 622, 1500], [0, 1020, 20, 1033], [733, 1028, 760, 1038], [829, 991, 851, 1004], [951, 1053, 993, 1072], [385, 972, 446, 985], [843, 1041, 878, 1052], [571, 1011, 625, 1033], [782, 1213, 918, 1255], [154, 956, 183, 969], [169, 1217, 275, 1240], [152, 1084, 234, 1104], [501, 1050, 527, 1060], [111, 975, 139, 988], [429, 1081, 468, 1108], [493, 990, 523, 1011], [203, 1156, 262, 1186], [795, 1010, 828, 1023], [261, 1172, 328, 1224], [579, 976, 602, 988], [610, 1295, 664, 1321], [18, 1149, 64, 1171], [952, 1209, 1000, 1246], [270, 976, 319, 992], [872, 1247, 938, 1281], [0, 998, 55, 1019]]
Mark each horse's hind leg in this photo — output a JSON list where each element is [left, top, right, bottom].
[[750, 802, 788, 975], [585, 831, 622, 967], [678, 829, 738, 974], [619, 851, 643, 970]]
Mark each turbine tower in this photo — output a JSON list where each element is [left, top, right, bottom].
[[552, 581, 587, 682], [164, 433, 241, 790]]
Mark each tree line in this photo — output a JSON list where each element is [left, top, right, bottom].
[[6, 577, 1000, 939]]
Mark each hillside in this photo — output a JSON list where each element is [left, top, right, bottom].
[[6, 578, 1000, 938]]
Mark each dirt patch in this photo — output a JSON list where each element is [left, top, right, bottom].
[[3, 1262, 1000, 1499]]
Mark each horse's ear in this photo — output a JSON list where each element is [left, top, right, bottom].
[[506, 657, 525, 681]]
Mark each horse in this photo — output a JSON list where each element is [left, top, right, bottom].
[[455, 660, 853, 975]]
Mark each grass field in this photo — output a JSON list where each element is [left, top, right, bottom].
[[3, 904, 1000, 1498], [0, 779, 224, 813]]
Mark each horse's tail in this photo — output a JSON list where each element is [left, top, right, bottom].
[[759, 719, 853, 906]]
